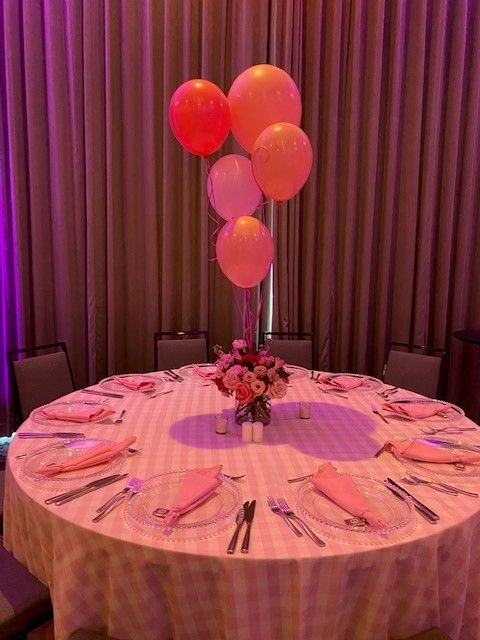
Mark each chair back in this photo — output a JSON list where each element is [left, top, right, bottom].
[[154, 331, 208, 371], [262, 332, 313, 369], [383, 343, 444, 398], [8, 343, 75, 420]]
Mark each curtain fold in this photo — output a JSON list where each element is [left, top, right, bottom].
[[1, 0, 479, 431]]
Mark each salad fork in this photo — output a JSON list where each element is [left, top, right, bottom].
[[276, 497, 326, 547], [266, 496, 303, 536], [93, 477, 143, 522]]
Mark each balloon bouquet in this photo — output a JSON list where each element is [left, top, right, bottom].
[[169, 65, 313, 348]]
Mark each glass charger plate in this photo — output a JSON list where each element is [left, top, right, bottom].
[[320, 373, 383, 392], [381, 398, 465, 423], [29, 401, 113, 432], [392, 446, 480, 479], [124, 471, 241, 541], [177, 363, 217, 382], [21, 438, 127, 489], [284, 365, 310, 380], [294, 476, 415, 545], [99, 373, 164, 393]]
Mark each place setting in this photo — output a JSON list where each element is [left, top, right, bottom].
[[20, 435, 137, 490], [27, 400, 117, 433], [372, 397, 466, 423], [315, 373, 383, 396], [97, 373, 168, 396], [280, 462, 416, 545], [124, 464, 243, 542]]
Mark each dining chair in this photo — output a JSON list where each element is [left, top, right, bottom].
[[0, 471, 4, 533], [261, 332, 313, 369], [8, 342, 76, 421], [0, 544, 52, 640], [154, 331, 209, 371], [383, 342, 445, 398]]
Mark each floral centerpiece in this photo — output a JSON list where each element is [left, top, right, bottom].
[[211, 339, 290, 425]]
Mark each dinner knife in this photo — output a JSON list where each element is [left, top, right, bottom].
[[81, 389, 125, 399], [45, 473, 128, 505], [384, 482, 438, 524], [385, 478, 439, 522], [241, 499, 256, 553], [226, 502, 249, 554], [423, 438, 480, 453], [18, 432, 85, 439]]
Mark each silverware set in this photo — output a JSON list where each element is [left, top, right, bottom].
[[371, 405, 389, 424], [44, 473, 128, 505], [399, 474, 478, 497], [81, 389, 125, 399], [419, 425, 477, 436], [384, 477, 439, 524], [266, 496, 325, 546], [164, 370, 184, 383], [377, 386, 398, 399], [92, 477, 143, 522], [226, 500, 256, 553]]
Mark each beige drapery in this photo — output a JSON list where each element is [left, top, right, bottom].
[[1, 1, 479, 430]]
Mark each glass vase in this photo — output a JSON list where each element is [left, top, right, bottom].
[[235, 395, 271, 425]]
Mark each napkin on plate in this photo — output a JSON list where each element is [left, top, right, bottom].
[[38, 404, 114, 423], [318, 374, 367, 390], [37, 436, 137, 476], [163, 465, 223, 527], [386, 439, 480, 464], [312, 462, 387, 529], [112, 375, 156, 391], [381, 402, 449, 420]]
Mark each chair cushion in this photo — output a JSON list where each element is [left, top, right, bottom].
[[0, 545, 52, 640]]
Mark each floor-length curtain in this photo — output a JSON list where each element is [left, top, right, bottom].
[[0, 0, 273, 431], [272, 0, 480, 402]]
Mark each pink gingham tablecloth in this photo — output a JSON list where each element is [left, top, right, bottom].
[[4, 373, 480, 640]]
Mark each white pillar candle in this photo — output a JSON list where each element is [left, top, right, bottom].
[[252, 421, 264, 443], [215, 414, 228, 434], [299, 402, 311, 419], [241, 421, 253, 442]]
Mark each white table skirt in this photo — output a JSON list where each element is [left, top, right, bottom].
[[4, 373, 480, 640]]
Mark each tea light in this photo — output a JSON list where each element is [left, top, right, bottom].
[[241, 421, 253, 442], [252, 421, 264, 443], [299, 402, 311, 419], [215, 413, 228, 434]]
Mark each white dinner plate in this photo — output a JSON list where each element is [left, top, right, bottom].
[[29, 401, 114, 432], [379, 398, 465, 423], [319, 373, 383, 391], [99, 373, 164, 393]]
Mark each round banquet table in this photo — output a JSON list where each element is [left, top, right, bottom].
[[4, 370, 480, 640]]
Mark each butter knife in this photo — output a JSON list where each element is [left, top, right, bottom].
[[45, 473, 128, 505], [241, 499, 256, 553], [81, 389, 125, 399], [18, 432, 85, 439], [226, 502, 249, 554], [384, 482, 437, 524]]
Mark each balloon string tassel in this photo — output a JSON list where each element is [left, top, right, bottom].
[[204, 157, 221, 261]]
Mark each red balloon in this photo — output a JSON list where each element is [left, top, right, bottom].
[[216, 216, 274, 288], [169, 79, 230, 156]]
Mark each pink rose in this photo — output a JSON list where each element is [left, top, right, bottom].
[[223, 372, 240, 390], [251, 379, 266, 396], [254, 365, 267, 377], [274, 357, 285, 369], [268, 379, 287, 399], [243, 371, 257, 383], [229, 364, 243, 376], [267, 368, 279, 381], [235, 382, 254, 405], [232, 339, 247, 350]]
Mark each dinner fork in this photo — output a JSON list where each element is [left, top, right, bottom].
[[266, 496, 303, 536], [371, 405, 389, 424], [92, 477, 143, 522], [276, 497, 326, 547], [419, 425, 477, 435]]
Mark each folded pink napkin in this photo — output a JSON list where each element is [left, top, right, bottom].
[[112, 375, 155, 391], [39, 405, 114, 423], [386, 439, 480, 465], [381, 402, 448, 419], [164, 465, 223, 527], [312, 462, 387, 529], [37, 436, 137, 476], [319, 374, 367, 390]]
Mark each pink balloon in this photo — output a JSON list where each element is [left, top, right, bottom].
[[252, 123, 313, 202], [228, 64, 302, 153], [207, 155, 262, 220], [216, 216, 274, 288]]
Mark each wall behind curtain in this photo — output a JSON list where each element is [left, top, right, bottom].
[[1, 0, 479, 430], [273, 0, 480, 404]]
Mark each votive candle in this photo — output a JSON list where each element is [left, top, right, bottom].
[[252, 421, 264, 443], [241, 421, 253, 442]]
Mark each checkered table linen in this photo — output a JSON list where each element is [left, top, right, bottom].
[[4, 374, 480, 640]]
